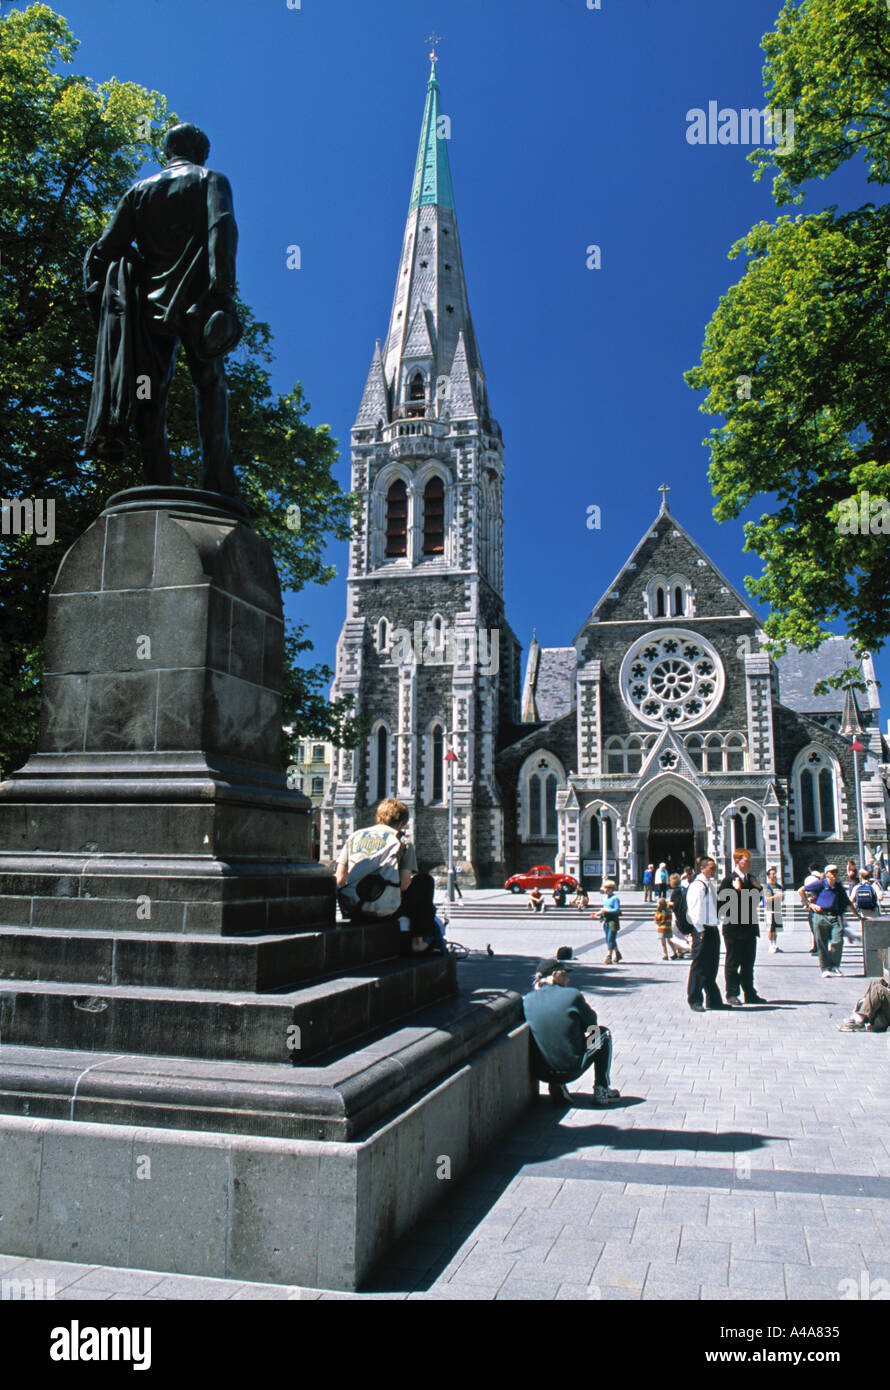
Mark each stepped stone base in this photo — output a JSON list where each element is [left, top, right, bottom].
[[0, 486, 534, 1287], [0, 1003, 532, 1291]]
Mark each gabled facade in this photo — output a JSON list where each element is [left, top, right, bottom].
[[320, 60, 521, 881], [497, 489, 890, 886]]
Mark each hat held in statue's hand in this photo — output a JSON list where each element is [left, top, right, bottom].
[[186, 290, 243, 361]]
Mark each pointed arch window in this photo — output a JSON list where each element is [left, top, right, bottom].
[[431, 724, 444, 802], [385, 480, 408, 557], [732, 807, 758, 852], [376, 726, 389, 802], [654, 586, 666, 617], [423, 476, 445, 555], [674, 585, 684, 616], [529, 775, 542, 836], [409, 371, 425, 401], [376, 618, 391, 654], [795, 747, 838, 836], [545, 774, 558, 838]]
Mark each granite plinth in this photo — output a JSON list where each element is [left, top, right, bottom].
[[0, 488, 317, 936]]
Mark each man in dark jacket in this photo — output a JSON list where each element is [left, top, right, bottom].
[[522, 958, 620, 1106], [718, 848, 765, 1006], [84, 122, 241, 493]]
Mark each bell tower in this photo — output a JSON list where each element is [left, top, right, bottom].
[[320, 55, 520, 883]]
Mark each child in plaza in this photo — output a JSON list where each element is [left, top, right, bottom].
[[654, 895, 673, 960], [593, 878, 622, 964]]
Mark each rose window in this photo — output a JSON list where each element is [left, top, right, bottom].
[[619, 630, 724, 729]]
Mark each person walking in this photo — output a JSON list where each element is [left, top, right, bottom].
[[667, 872, 692, 958], [810, 864, 865, 977], [685, 857, 725, 1011], [594, 879, 622, 964], [798, 863, 824, 955], [522, 958, 620, 1106], [656, 862, 669, 894], [719, 848, 766, 1005], [762, 866, 785, 952], [851, 869, 882, 917], [845, 859, 858, 893], [642, 864, 655, 903]]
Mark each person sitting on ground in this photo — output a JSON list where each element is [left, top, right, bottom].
[[522, 957, 620, 1106], [528, 885, 545, 913], [335, 798, 433, 954], [837, 976, 890, 1032], [571, 886, 590, 911], [552, 881, 567, 909]]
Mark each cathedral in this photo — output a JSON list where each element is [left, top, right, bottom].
[[320, 61, 890, 889]]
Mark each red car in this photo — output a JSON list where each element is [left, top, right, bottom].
[[505, 865, 578, 894]]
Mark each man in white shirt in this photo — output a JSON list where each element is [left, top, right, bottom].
[[685, 857, 727, 1012]]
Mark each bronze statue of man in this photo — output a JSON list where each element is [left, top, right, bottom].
[[84, 123, 242, 495]]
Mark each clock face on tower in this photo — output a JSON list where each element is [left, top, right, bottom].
[[619, 629, 725, 730]]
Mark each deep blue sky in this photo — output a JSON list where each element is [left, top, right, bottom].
[[48, 0, 884, 703]]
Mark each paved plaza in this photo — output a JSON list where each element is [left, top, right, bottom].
[[2, 893, 888, 1302]]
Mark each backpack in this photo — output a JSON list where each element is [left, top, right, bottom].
[[672, 888, 693, 934], [855, 883, 877, 910], [338, 827, 404, 917]]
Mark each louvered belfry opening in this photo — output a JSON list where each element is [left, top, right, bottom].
[[422, 476, 445, 554], [385, 479, 408, 556]]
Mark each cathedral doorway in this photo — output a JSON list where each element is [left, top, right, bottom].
[[646, 794, 695, 876]]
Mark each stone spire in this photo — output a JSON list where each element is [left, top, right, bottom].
[[840, 685, 865, 739], [372, 60, 493, 431]]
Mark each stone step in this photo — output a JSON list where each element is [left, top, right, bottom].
[[0, 920, 399, 993], [0, 987, 523, 1142], [0, 886, 333, 937], [0, 954, 456, 1065]]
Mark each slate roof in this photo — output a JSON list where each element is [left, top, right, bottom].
[[531, 647, 577, 722], [775, 638, 862, 713]]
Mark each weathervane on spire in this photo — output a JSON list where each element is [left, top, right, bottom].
[[658, 482, 671, 511], [427, 31, 442, 63]]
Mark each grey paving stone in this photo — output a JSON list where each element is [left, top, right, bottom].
[[149, 1275, 242, 1300], [0, 1256, 28, 1275], [555, 1282, 601, 1300], [495, 1276, 561, 1300], [51, 1287, 116, 1301], [726, 1261, 787, 1296], [3, 1260, 96, 1291], [732, 1238, 810, 1265], [445, 1252, 517, 1289], [64, 1267, 165, 1295], [643, 1263, 702, 1300], [229, 1284, 314, 1300]]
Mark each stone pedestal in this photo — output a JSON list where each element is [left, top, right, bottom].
[[0, 486, 532, 1289], [0, 487, 330, 935]]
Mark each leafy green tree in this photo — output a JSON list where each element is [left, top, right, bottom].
[[685, 0, 890, 680], [0, 5, 358, 779]]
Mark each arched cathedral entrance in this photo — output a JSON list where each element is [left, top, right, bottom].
[[646, 794, 696, 876]]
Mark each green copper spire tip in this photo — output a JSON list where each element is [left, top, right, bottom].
[[409, 59, 455, 212]]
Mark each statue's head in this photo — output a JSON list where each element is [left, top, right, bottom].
[[164, 123, 211, 167]]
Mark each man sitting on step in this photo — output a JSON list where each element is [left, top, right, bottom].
[[522, 955, 620, 1107]]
